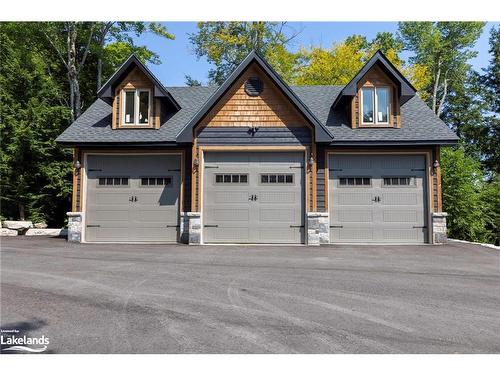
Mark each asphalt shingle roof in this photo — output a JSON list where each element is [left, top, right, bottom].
[[56, 85, 458, 145]]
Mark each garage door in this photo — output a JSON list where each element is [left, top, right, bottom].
[[203, 152, 304, 243], [329, 154, 428, 243], [85, 154, 181, 242]]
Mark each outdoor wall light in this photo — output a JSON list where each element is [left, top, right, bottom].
[[193, 157, 199, 169], [433, 159, 440, 169], [73, 160, 81, 170], [308, 155, 314, 168]]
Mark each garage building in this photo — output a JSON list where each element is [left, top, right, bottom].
[[57, 50, 457, 245]]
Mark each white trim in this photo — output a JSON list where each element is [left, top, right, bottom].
[[82, 151, 183, 244], [121, 88, 151, 126], [360, 86, 391, 126]]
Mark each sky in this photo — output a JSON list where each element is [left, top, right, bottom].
[[133, 22, 498, 87]]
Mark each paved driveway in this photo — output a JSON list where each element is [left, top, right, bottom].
[[1, 237, 499, 353]]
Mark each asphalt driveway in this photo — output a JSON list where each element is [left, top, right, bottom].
[[1, 237, 499, 353]]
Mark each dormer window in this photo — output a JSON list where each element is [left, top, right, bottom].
[[361, 87, 390, 125], [122, 89, 150, 126]]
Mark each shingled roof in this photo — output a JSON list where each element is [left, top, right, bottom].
[[56, 83, 458, 146]]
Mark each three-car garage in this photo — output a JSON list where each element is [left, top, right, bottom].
[[81, 151, 430, 244]]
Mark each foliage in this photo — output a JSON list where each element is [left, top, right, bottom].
[[293, 32, 413, 86], [0, 22, 173, 225], [398, 22, 485, 117], [294, 38, 366, 85], [184, 75, 202, 86], [477, 26, 500, 175], [0, 22, 72, 225], [441, 146, 494, 243], [189, 22, 300, 85]]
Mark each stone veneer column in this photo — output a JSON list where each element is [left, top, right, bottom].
[[432, 212, 448, 244], [187, 212, 202, 245], [307, 212, 329, 246], [67, 212, 83, 242], [179, 212, 190, 244]]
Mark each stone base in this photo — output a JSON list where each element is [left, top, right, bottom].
[[432, 212, 448, 244], [179, 212, 190, 244], [0, 228, 18, 236], [307, 212, 329, 246], [187, 212, 202, 245], [67, 212, 83, 242], [26, 228, 67, 237]]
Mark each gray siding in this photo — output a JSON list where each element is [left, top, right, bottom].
[[197, 126, 312, 145]]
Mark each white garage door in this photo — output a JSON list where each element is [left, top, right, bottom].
[[203, 152, 305, 243], [329, 154, 428, 243]]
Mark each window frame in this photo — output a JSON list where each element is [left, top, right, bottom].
[[140, 176, 173, 188], [214, 174, 249, 185], [382, 176, 416, 188], [338, 176, 372, 188], [121, 88, 151, 127], [360, 86, 391, 126], [259, 173, 295, 185], [97, 176, 130, 188]]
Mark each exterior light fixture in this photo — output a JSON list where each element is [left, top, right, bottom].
[[309, 155, 314, 168], [74, 160, 81, 170], [433, 160, 440, 169], [193, 157, 199, 168]]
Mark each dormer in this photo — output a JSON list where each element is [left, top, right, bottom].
[[332, 50, 416, 129], [97, 55, 180, 130]]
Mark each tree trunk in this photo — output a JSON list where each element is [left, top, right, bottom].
[[96, 22, 112, 91], [436, 77, 448, 118], [18, 202, 25, 221], [66, 22, 83, 120], [97, 57, 103, 91], [432, 64, 441, 115]]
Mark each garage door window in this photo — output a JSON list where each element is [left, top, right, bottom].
[[215, 174, 248, 184], [260, 174, 294, 184], [98, 177, 129, 186], [338, 177, 371, 187], [141, 177, 172, 187], [383, 177, 415, 187]]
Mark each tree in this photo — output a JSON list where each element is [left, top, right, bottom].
[[41, 22, 95, 121], [294, 33, 405, 86], [184, 75, 202, 86], [189, 22, 301, 85], [94, 22, 174, 90], [478, 26, 500, 175], [294, 36, 367, 86], [398, 22, 485, 117], [0, 22, 174, 225], [0, 22, 72, 224], [441, 146, 493, 242]]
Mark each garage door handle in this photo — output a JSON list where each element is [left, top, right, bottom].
[[86, 224, 100, 228], [330, 225, 343, 228], [204, 225, 218, 228], [290, 225, 304, 228], [413, 226, 427, 229], [166, 225, 180, 228]]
